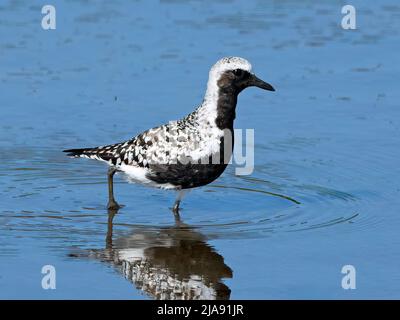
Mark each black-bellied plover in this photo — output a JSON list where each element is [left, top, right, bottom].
[[64, 57, 275, 215]]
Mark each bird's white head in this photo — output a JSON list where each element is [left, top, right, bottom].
[[209, 57, 253, 78], [204, 56, 274, 103], [199, 56, 275, 130]]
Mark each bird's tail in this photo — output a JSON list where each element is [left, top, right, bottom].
[[63, 147, 98, 158], [63, 144, 119, 163]]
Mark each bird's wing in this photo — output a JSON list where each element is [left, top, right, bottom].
[[63, 121, 189, 167], [64, 109, 204, 168]]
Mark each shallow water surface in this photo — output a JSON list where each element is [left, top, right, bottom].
[[1, 0, 400, 299]]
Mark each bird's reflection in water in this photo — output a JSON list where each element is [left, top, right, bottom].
[[85, 209, 232, 300]]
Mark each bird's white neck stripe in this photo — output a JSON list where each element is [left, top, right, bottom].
[[197, 57, 252, 126], [197, 78, 219, 127]]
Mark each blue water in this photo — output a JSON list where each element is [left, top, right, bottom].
[[1, 0, 400, 299]]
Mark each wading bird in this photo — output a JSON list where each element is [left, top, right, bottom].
[[64, 57, 275, 215]]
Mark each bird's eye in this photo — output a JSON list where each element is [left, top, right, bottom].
[[233, 69, 244, 77]]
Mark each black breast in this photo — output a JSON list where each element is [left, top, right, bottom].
[[146, 134, 233, 189]]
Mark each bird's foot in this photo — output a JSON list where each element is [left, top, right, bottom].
[[107, 200, 122, 211], [172, 202, 181, 217]]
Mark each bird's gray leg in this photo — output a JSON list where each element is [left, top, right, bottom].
[[172, 199, 181, 216], [172, 189, 188, 216], [107, 167, 121, 210]]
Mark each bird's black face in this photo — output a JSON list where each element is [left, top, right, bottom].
[[218, 68, 275, 94]]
